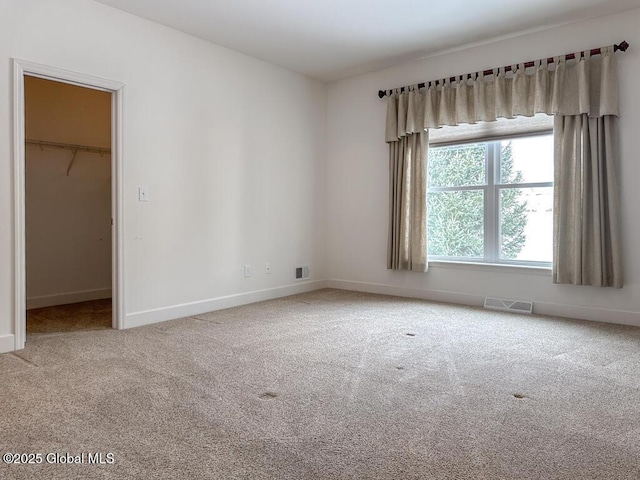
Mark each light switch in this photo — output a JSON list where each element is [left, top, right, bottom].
[[138, 186, 149, 202]]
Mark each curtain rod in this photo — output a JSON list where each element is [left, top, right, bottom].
[[377, 40, 629, 99], [26, 139, 111, 155]]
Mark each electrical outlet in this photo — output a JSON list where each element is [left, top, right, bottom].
[[265, 263, 271, 274], [244, 265, 251, 277]]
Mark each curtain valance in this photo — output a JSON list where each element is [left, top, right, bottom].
[[386, 46, 618, 143]]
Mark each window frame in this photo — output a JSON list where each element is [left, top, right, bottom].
[[427, 131, 554, 268]]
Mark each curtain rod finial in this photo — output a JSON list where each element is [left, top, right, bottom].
[[378, 90, 386, 98], [617, 40, 629, 52]]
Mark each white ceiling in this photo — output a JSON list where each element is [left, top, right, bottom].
[[94, 0, 640, 81]]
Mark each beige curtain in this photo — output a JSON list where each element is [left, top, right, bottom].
[[552, 49, 622, 287], [553, 115, 622, 287], [385, 46, 621, 283], [387, 131, 428, 271]]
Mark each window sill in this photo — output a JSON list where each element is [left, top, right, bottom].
[[428, 260, 552, 276]]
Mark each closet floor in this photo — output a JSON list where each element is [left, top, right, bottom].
[[27, 299, 112, 335]]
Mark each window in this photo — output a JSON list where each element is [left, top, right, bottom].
[[427, 133, 554, 266]]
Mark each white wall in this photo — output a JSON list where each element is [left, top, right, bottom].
[[326, 8, 640, 326], [25, 77, 112, 309], [0, 0, 327, 351]]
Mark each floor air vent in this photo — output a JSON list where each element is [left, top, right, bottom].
[[484, 297, 533, 314], [295, 265, 310, 281]]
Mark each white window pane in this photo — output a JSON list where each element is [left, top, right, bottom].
[[428, 191, 484, 258], [428, 143, 486, 188], [499, 187, 553, 262], [500, 135, 553, 184]]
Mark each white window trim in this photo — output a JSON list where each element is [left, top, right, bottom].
[[428, 133, 553, 267]]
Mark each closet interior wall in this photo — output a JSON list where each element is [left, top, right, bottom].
[[25, 76, 112, 310]]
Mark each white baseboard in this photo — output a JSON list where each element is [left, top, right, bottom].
[[327, 279, 640, 327], [328, 279, 485, 307], [0, 334, 16, 354], [27, 288, 112, 310], [126, 280, 328, 329], [532, 301, 640, 327]]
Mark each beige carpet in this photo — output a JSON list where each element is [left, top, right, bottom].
[[1, 289, 639, 479], [27, 299, 112, 334]]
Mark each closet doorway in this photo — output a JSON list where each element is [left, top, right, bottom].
[[25, 76, 112, 335], [13, 60, 124, 350]]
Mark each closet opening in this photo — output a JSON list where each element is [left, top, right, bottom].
[[13, 60, 124, 351], [24, 76, 113, 336]]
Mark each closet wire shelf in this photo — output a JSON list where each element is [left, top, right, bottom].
[[26, 139, 111, 176]]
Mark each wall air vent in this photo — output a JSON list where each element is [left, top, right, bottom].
[[484, 297, 533, 314], [295, 265, 310, 281]]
